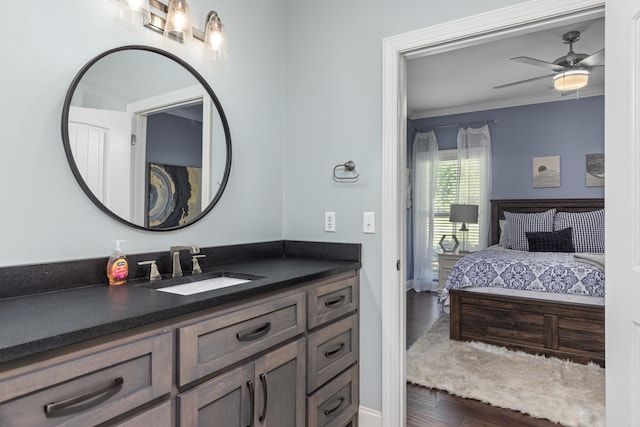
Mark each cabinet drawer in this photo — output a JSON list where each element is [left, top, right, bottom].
[[178, 292, 305, 386], [0, 332, 172, 427], [307, 364, 359, 427], [308, 272, 358, 329], [307, 314, 358, 393], [114, 400, 172, 427]]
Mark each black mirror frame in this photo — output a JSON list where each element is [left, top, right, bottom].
[[61, 45, 232, 231]]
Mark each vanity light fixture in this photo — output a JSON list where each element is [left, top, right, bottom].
[[553, 69, 590, 91], [120, 0, 226, 58]]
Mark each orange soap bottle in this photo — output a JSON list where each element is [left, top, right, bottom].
[[107, 240, 129, 286]]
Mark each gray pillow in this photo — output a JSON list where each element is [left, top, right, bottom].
[[553, 209, 605, 253], [504, 209, 556, 251]]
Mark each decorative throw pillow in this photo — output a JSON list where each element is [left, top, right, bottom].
[[526, 227, 575, 252], [498, 219, 508, 246], [553, 209, 605, 253], [504, 209, 556, 251]]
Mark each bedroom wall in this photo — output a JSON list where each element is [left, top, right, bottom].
[[407, 95, 604, 281], [411, 95, 605, 198]]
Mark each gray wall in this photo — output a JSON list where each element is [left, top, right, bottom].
[[1, 0, 529, 415], [283, 0, 526, 411]]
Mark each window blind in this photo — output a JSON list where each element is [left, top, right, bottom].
[[432, 150, 481, 274]]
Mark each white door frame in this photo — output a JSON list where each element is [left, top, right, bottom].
[[127, 85, 211, 225], [380, 1, 604, 425]]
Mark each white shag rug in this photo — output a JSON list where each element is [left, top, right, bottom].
[[406, 315, 605, 427]]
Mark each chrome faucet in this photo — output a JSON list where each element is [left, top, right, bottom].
[[169, 246, 200, 277]]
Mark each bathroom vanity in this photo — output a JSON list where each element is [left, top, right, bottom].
[[0, 45, 363, 426], [0, 241, 360, 426]]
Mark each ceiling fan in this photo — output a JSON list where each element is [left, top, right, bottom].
[[494, 30, 604, 91]]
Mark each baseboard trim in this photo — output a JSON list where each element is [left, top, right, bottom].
[[359, 405, 382, 426]]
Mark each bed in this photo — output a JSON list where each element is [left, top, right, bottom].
[[446, 198, 605, 367]]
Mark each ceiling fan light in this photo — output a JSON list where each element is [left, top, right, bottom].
[[553, 69, 590, 91]]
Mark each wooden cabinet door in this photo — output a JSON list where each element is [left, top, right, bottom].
[[253, 338, 306, 427], [178, 338, 305, 427], [178, 364, 253, 427]]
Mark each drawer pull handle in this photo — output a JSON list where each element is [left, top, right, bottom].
[[324, 342, 345, 358], [259, 373, 268, 423], [237, 322, 272, 342], [324, 396, 345, 417], [324, 295, 346, 308], [247, 380, 255, 427], [44, 377, 124, 417]]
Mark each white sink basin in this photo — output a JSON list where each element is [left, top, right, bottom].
[[155, 276, 252, 296]]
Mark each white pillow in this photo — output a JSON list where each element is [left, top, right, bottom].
[[498, 219, 508, 246]]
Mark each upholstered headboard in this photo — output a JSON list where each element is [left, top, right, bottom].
[[490, 198, 604, 245]]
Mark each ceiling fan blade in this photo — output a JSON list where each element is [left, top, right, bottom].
[[493, 73, 556, 89], [578, 48, 605, 67], [511, 56, 566, 71]]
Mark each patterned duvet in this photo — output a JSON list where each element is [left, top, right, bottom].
[[439, 247, 605, 305]]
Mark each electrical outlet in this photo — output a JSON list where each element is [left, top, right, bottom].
[[325, 212, 336, 232], [363, 211, 375, 233]]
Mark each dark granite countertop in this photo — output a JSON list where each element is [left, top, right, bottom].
[[0, 255, 360, 364]]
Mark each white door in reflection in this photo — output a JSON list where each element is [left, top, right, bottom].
[[68, 107, 132, 219]]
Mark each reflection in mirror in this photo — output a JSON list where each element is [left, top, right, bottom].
[[63, 46, 231, 231]]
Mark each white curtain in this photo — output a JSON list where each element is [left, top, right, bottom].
[[412, 131, 439, 292], [456, 124, 492, 249]]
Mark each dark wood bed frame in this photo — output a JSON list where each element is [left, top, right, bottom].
[[449, 198, 605, 366]]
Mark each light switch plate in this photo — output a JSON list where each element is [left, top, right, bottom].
[[363, 211, 375, 233], [325, 212, 336, 232]]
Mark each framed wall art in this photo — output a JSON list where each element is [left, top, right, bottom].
[[533, 155, 560, 188]]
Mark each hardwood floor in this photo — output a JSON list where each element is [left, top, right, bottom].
[[405, 290, 558, 427]]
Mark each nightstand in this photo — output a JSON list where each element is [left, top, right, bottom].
[[437, 252, 466, 294]]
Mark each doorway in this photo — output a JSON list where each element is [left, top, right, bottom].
[[380, 1, 605, 425]]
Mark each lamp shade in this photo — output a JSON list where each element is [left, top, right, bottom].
[[164, 0, 193, 43], [553, 69, 589, 91], [204, 11, 224, 60], [449, 204, 478, 224]]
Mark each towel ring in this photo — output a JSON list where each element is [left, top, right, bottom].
[[333, 160, 360, 182]]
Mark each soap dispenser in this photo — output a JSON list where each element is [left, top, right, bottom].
[[107, 240, 129, 286]]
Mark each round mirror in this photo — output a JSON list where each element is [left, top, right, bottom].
[[62, 45, 231, 231]]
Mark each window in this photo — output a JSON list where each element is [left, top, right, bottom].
[[432, 149, 480, 275]]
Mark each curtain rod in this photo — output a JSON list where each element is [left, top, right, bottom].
[[413, 118, 498, 133]]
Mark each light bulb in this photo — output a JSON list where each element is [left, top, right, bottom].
[[208, 30, 223, 49], [126, 0, 146, 11], [172, 10, 188, 31], [119, 0, 150, 25]]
